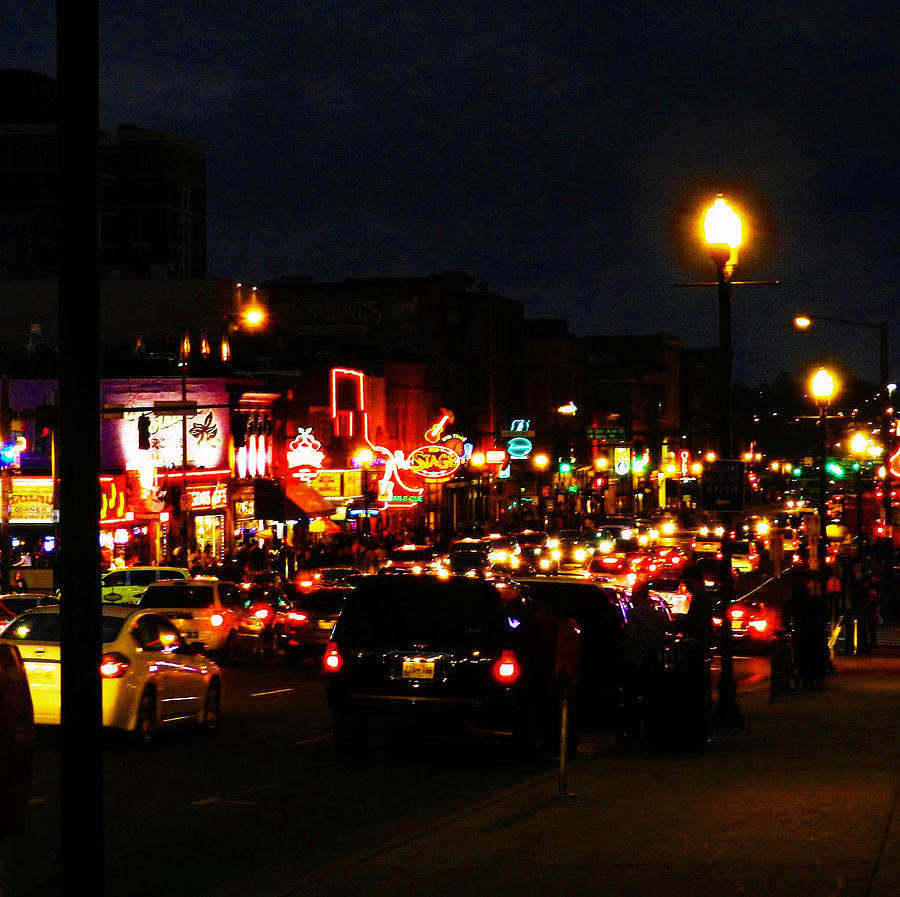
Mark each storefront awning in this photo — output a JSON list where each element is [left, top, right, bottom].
[[284, 479, 337, 517]]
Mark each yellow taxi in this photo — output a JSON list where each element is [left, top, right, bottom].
[[0, 605, 221, 744]]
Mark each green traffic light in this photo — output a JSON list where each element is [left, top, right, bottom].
[[825, 461, 845, 478]]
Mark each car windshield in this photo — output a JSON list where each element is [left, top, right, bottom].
[[2, 611, 125, 643], [335, 579, 508, 649], [139, 584, 215, 608], [1, 596, 56, 615]]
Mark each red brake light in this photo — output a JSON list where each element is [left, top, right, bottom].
[[288, 610, 309, 623], [254, 608, 270, 619], [100, 652, 130, 679], [323, 641, 342, 673], [493, 650, 520, 684], [210, 613, 225, 627]]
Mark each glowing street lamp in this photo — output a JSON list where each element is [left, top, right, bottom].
[[811, 367, 837, 622]]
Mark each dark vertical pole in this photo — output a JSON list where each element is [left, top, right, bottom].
[[1, 377, 10, 593], [818, 406, 830, 626], [879, 321, 894, 618], [712, 249, 743, 727], [57, 0, 104, 892]]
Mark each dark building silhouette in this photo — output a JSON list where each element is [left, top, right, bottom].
[[0, 69, 206, 280]]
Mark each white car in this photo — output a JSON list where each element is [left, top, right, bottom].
[[647, 577, 693, 617], [138, 579, 265, 661], [0, 605, 221, 745]]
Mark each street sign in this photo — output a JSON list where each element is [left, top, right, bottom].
[[588, 426, 627, 442], [701, 459, 745, 512]]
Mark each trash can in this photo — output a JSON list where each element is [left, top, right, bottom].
[[639, 638, 712, 753]]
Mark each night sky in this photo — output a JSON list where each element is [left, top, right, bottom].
[[8, 1, 900, 387]]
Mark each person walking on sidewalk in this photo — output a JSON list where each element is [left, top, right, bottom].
[[784, 577, 828, 689]]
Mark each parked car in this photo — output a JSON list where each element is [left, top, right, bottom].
[[442, 543, 492, 578], [283, 586, 355, 662], [0, 605, 221, 744], [296, 567, 365, 590], [323, 575, 576, 758], [646, 577, 693, 617], [381, 546, 440, 575], [712, 598, 775, 650], [0, 593, 59, 626], [536, 533, 595, 575], [728, 540, 760, 574], [101, 566, 189, 605], [138, 579, 265, 662]]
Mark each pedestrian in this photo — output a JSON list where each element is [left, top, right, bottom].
[[784, 577, 828, 690], [619, 582, 670, 740], [11, 570, 27, 593]]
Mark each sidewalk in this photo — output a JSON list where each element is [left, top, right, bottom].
[[277, 650, 900, 897]]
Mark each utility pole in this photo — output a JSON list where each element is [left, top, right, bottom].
[[1, 376, 11, 592]]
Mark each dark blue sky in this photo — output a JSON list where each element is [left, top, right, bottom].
[[8, 1, 900, 386]]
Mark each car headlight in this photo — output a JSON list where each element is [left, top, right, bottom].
[[574, 548, 587, 562]]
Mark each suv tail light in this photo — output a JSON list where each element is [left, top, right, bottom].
[[100, 652, 130, 679], [323, 641, 342, 673], [254, 608, 270, 620], [288, 610, 309, 625], [493, 650, 520, 684], [210, 613, 225, 627]]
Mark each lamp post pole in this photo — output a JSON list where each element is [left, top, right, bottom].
[[878, 321, 895, 618], [818, 401, 830, 622], [811, 368, 837, 629], [705, 197, 744, 728]]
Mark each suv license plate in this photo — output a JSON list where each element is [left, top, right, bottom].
[[402, 660, 434, 679]]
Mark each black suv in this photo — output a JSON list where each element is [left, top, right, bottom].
[[323, 575, 574, 759]]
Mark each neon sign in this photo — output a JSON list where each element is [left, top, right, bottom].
[[329, 368, 466, 506], [889, 444, 900, 479], [286, 427, 325, 483], [408, 444, 461, 480]]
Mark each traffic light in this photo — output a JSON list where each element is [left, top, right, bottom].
[[137, 415, 151, 450], [558, 461, 572, 474], [594, 476, 607, 490]]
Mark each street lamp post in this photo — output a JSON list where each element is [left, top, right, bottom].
[[795, 314, 893, 616], [704, 195, 744, 728], [811, 368, 837, 625], [850, 431, 869, 559]]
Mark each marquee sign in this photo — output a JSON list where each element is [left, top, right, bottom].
[[408, 444, 462, 481], [185, 481, 228, 512], [286, 427, 325, 483]]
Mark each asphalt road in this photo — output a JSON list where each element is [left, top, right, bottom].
[[1, 575, 777, 897]]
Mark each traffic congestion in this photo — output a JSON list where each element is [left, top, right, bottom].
[[1, 504, 838, 753]]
